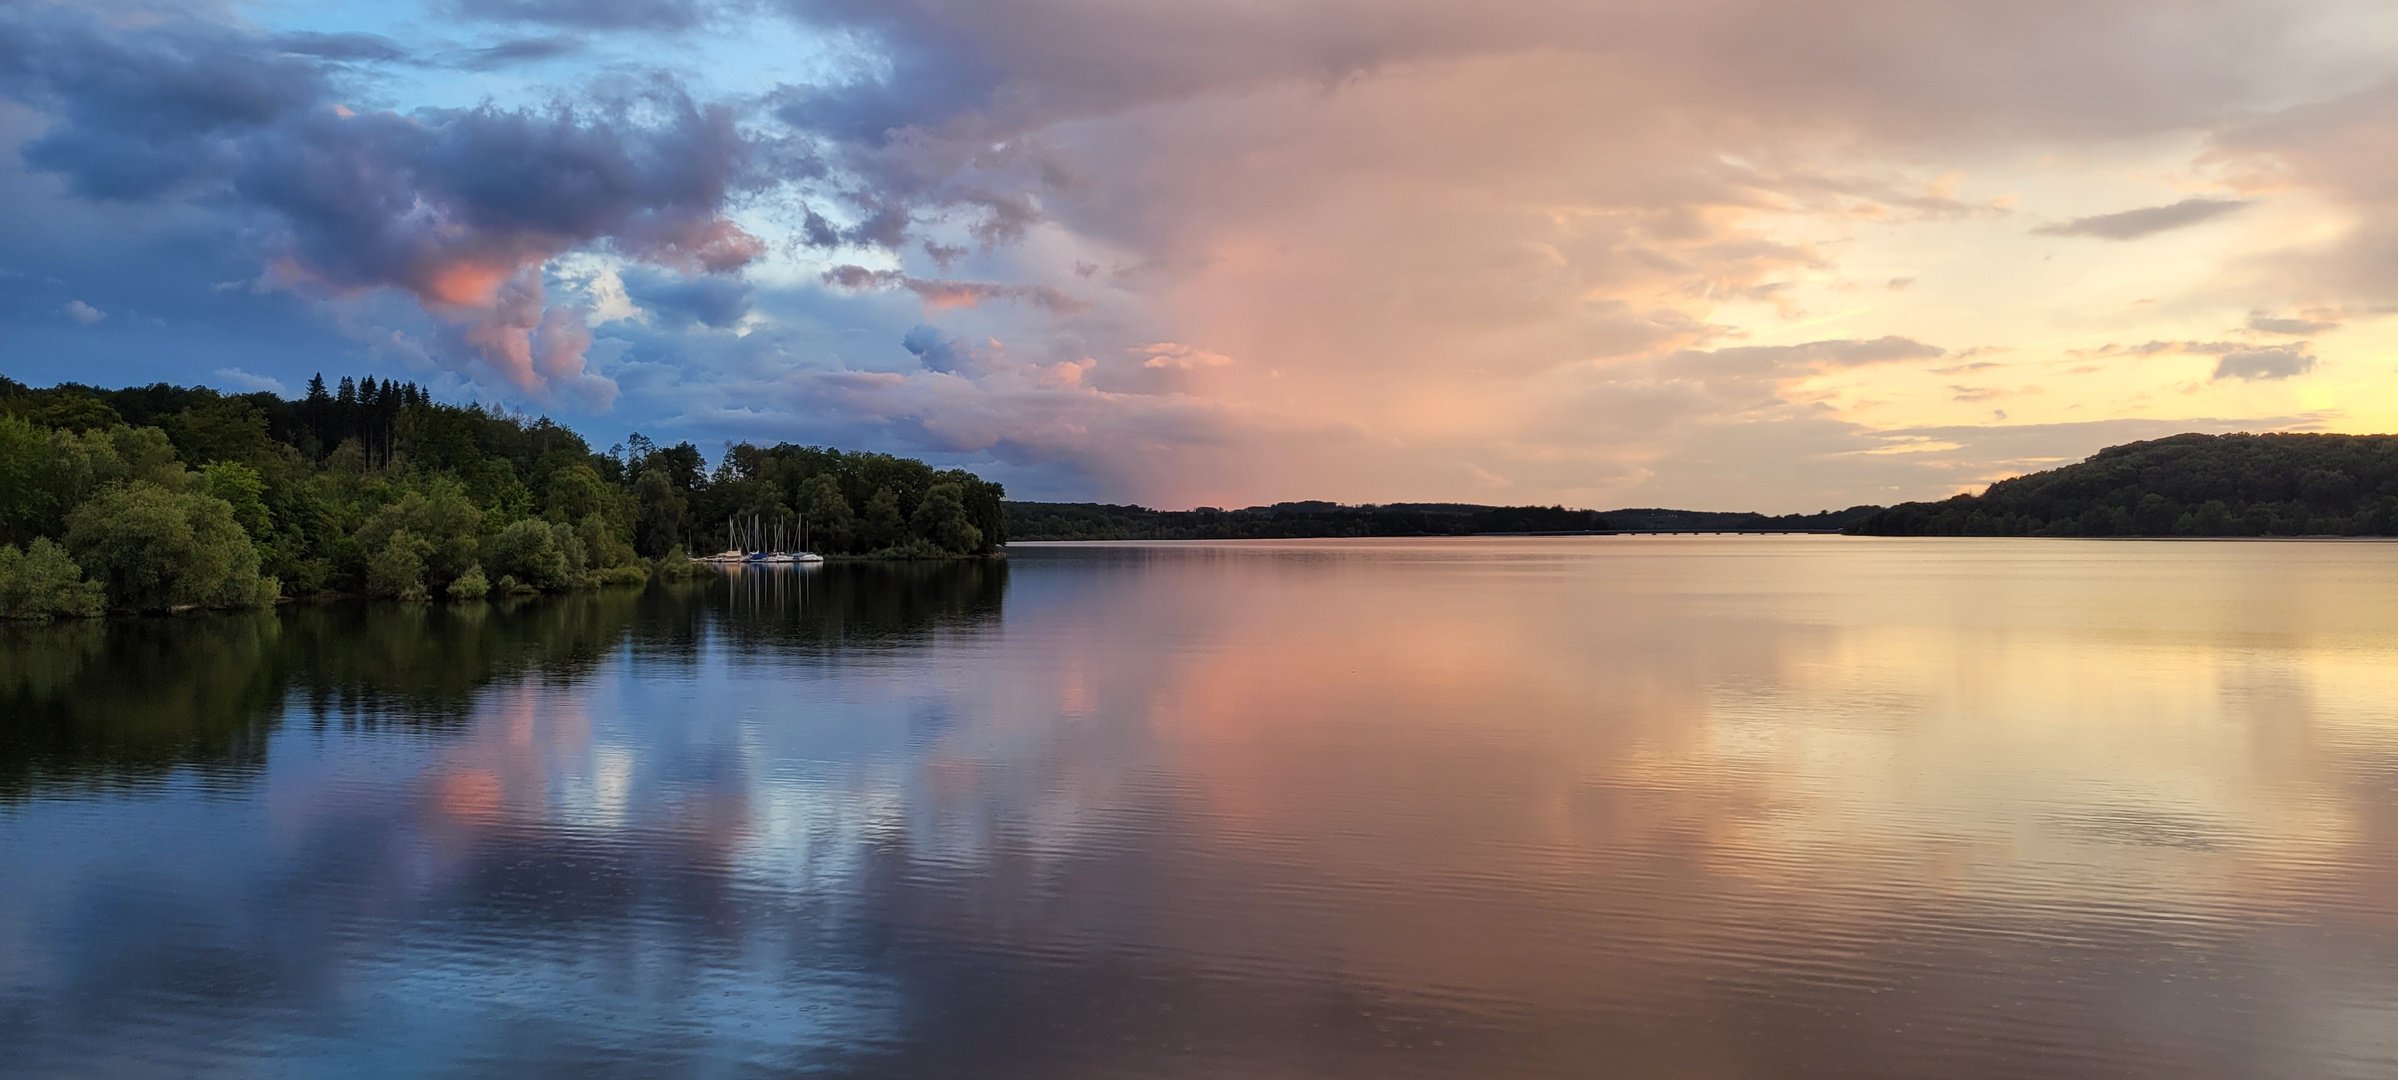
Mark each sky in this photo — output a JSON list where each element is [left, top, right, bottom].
[[3, 0, 2397, 511]]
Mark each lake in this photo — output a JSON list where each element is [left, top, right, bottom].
[[3, 537, 2395, 1078]]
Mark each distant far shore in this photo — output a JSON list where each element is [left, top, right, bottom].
[[1003, 501, 1879, 542]]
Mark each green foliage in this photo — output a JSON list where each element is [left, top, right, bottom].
[[353, 478, 483, 594], [909, 482, 984, 554], [446, 563, 490, 601], [64, 482, 267, 611], [160, 397, 283, 472], [595, 564, 649, 587], [488, 519, 572, 592], [1, 373, 1011, 616], [860, 486, 906, 550], [366, 528, 432, 600], [631, 469, 686, 558], [1, 392, 120, 433], [575, 511, 637, 571], [796, 473, 855, 550], [201, 462, 272, 538], [543, 463, 618, 525], [1851, 433, 2398, 537], [0, 539, 105, 619], [688, 445, 1005, 557], [0, 413, 55, 547], [653, 545, 706, 581], [871, 537, 960, 560]]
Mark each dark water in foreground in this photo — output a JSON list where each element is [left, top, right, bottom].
[[4, 538, 2396, 1078]]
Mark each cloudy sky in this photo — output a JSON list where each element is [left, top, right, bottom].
[[3, 0, 2395, 510]]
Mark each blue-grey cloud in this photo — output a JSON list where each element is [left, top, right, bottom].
[[2246, 312, 2339, 335], [268, 31, 411, 63], [453, 35, 587, 70], [2213, 345, 2314, 381], [2033, 198, 2248, 240], [0, 6, 772, 403], [442, 0, 709, 31], [901, 323, 979, 373], [621, 266, 751, 327]]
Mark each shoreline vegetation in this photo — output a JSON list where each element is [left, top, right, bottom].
[[0, 373, 1005, 620], [1848, 433, 2398, 538]]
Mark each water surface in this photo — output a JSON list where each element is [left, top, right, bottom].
[[4, 538, 2396, 1077]]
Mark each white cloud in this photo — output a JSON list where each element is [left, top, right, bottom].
[[213, 367, 290, 395]]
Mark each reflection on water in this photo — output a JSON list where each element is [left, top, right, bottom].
[[2, 540, 2396, 1078]]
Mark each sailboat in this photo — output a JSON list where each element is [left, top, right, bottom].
[[791, 512, 824, 563]]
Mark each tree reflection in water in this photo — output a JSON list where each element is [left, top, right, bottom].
[[0, 560, 1008, 797]]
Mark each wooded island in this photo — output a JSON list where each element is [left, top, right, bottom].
[[0, 374, 1005, 618]]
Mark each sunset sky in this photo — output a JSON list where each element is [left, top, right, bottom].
[[4, 0, 2396, 510]]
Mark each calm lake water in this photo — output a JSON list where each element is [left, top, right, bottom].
[[4, 537, 2397, 1078]]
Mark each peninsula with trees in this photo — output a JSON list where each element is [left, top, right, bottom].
[[1850, 433, 2398, 537], [0, 374, 1005, 618]]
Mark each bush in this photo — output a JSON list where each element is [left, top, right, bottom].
[[446, 563, 490, 601], [64, 481, 267, 611], [487, 519, 570, 591], [654, 545, 705, 581], [0, 538, 105, 619], [353, 479, 483, 595], [870, 537, 957, 560], [366, 528, 432, 600], [595, 564, 649, 587]]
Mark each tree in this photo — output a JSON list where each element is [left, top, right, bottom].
[[366, 528, 431, 600], [487, 518, 570, 592], [0, 413, 55, 547], [64, 482, 273, 611], [796, 473, 855, 552], [201, 461, 273, 539], [861, 486, 906, 551], [353, 479, 483, 595], [632, 469, 686, 558], [910, 482, 983, 554], [0, 538, 104, 619]]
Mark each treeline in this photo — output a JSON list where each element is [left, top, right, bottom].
[[1006, 501, 1611, 541], [1601, 506, 1883, 532], [0, 373, 1005, 618], [1850, 433, 2398, 537]]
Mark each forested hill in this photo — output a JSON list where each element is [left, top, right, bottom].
[[1850, 433, 2398, 537], [1006, 501, 1610, 541], [0, 374, 1004, 617]]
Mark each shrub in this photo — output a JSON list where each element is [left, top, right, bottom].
[[487, 519, 570, 591], [654, 545, 704, 581], [366, 528, 432, 600], [64, 481, 267, 611], [595, 564, 649, 587], [870, 537, 956, 560], [0, 538, 105, 619], [446, 563, 490, 601]]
